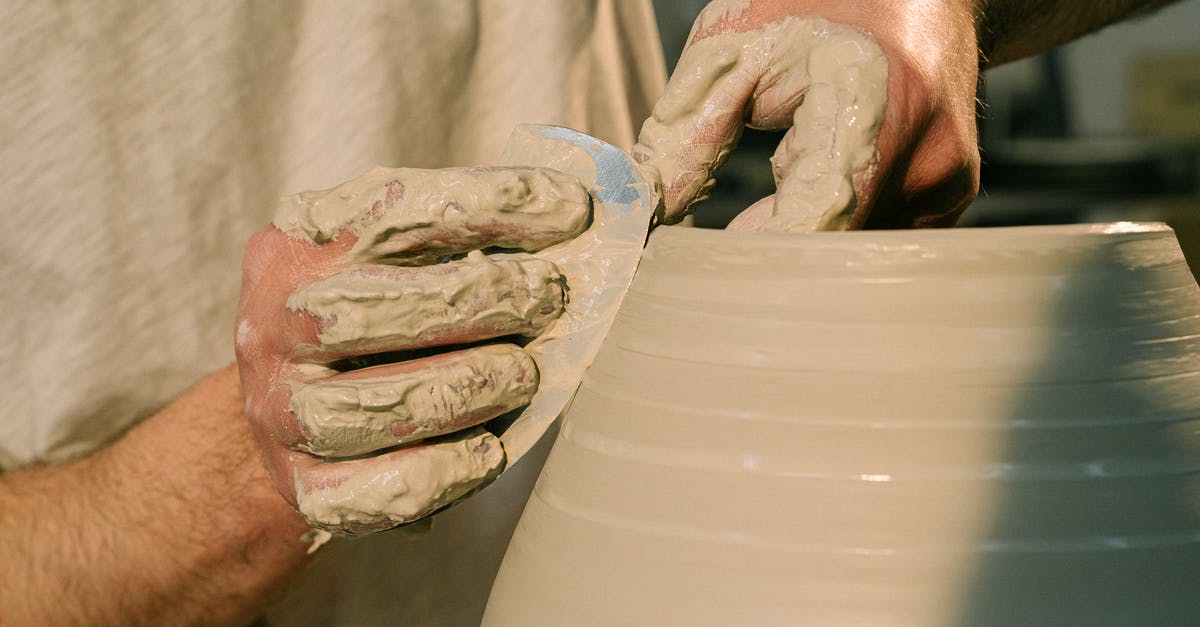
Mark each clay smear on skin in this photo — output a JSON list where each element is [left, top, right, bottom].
[[636, 8, 887, 231], [290, 345, 538, 458], [295, 427, 506, 533], [273, 165, 591, 263], [287, 251, 566, 357], [272, 166, 589, 532]]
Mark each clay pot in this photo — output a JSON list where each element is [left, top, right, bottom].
[[483, 223, 1200, 626]]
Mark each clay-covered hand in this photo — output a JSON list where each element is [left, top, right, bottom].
[[236, 166, 589, 534], [635, 0, 981, 231]]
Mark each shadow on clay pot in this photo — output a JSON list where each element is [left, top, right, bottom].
[[953, 226, 1200, 625]]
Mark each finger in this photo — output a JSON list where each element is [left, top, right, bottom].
[[766, 83, 859, 231], [725, 195, 775, 231], [765, 38, 888, 232], [866, 168, 976, 229], [291, 426, 507, 534], [290, 344, 537, 458], [633, 35, 759, 224], [862, 111, 981, 229], [286, 252, 566, 360], [272, 166, 592, 264]]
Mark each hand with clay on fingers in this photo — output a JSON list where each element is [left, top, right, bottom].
[[236, 166, 589, 534], [635, 0, 982, 232]]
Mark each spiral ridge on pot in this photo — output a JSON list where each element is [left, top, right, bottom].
[[484, 223, 1200, 626]]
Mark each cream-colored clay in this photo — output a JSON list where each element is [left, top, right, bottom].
[[287, 251, 564, 356], [291, 345, 537, 457], [769, 28, 886, 231], [485, 223, 1200, 625], [273, 165, 591, 263], [636, 11, 887, 230], [296, 427, 506, 533]]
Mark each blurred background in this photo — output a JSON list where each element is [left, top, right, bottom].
[[651, 0, 1200, 273]]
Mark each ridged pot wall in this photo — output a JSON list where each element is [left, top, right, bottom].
[[484, 223, 1200, 626]]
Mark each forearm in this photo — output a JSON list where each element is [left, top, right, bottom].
[[975, 0, 1181, 67], [0, 366, 313, 626]]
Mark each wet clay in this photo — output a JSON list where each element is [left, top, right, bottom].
[[297, 426, 505, 533], [635, 9, 887, 229], [272, 166, 577, 532], [273, 165, 591, 263], [291, 345, 538, 458], [484, 223, 1200, 625], [273, 126, 655, 533], [287, 251, 565, 357]]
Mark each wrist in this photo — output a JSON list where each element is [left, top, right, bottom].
[[113, 365, 313, 616], [56, 366, 313, 625]]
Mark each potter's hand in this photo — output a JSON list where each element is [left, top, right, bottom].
[[635, 0, 981, 231], [236, 166, 589, 534]]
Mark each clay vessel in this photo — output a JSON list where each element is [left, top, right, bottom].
[[483, 223, 1200, 626]]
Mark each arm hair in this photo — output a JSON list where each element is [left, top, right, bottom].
[[975, 0, 1182, 67], [0, 366, 313, 626]]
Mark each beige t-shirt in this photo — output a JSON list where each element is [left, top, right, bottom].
[[0, 1, 664, 624]]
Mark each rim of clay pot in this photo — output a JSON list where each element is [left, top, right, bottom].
[[641, 221, 1183, 278]]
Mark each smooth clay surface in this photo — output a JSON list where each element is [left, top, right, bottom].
[[484, 223, 1200, 626]]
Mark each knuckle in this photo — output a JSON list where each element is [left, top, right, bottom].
[[232, 319, 255, 362], [944, 142, 982, 202], [914, 132, 980, 199], [240, 226, 290, 289]]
